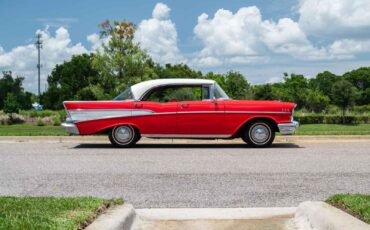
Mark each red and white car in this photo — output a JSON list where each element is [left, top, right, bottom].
[[62, 79, 298, 147]]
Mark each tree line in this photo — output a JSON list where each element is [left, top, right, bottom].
[[0, 20, 369, 116]]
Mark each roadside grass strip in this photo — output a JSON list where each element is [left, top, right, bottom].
[[0, 124, 67, 136], [0, 196, 123, 230], [326, 194, 370, 224], [295, 124, 370, 135]]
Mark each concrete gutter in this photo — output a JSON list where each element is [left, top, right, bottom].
[[85, 204, 136, 230], [295, 201, 369, 230], [0, 135, 369, 143], [135, 207, 296, 220]]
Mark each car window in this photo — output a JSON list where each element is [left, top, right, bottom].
[[145, 86, 203, 103]]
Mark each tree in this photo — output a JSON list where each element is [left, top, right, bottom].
[[0, 71, 32, 110], [273, 73, 309, 108], [305, 89, 330, 113], [310, 71, 339, 100], [42, 54, 99, 109], [343, 67, 370, 105], [223, 71, 251, 99], [3, 93, 20, 121], [252, 84, 274, 100], [93, 20, 154, 96], [332, 80, 357, 119]]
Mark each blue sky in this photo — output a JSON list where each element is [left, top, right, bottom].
[[1, 0, 370, 93]]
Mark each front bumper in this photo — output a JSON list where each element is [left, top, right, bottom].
[[278, 121, 299, 135], [61, 122, 79, 135]]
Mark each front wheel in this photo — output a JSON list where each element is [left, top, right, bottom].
[[109, 125, 138, 148], [242, 120, 275, 148]]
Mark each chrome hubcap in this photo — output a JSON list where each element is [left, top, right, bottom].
[[114, 126, 133, 143], [251, 124, 270, 143]]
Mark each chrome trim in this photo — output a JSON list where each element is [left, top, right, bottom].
[[142, 134, 231, 139], [61, 122, 79, 135], [69, 109, 153, 123], [67, 109, 291, 123], [278, 121, 299, 135]]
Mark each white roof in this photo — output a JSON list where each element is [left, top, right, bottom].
[[130, 78, 215, 100]]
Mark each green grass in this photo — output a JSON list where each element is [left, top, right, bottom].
[[326, 194, 370, 224], [0, 123, 369, 136], [295, 124, 370, 135], [0, 124, 67, 136], [0, 196, 123, 230]]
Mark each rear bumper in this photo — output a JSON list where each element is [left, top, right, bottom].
[[278, 121, 299, 135], [61, 122, 79, 135]]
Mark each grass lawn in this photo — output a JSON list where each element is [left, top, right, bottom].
[[295, 124, 370, 135], [0, 124, 67, 136], [326, 194, 370, 224], [0, 123, 369, 136], [0, 196, 123, 230]]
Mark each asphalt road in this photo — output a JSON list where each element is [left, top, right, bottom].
[[0, 139, 369, 208]]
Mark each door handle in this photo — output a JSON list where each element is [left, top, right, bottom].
[[134, 103, 143, 108], [180, 104, 189, 108]]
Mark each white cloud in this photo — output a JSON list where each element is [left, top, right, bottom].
[[152, 3, 171, 20], [135, 3, 185, 64], [298, 0, 370, 37], [192, 6, 333, 67], [0, 27, 88, 93], [329, 39, 370, 56]]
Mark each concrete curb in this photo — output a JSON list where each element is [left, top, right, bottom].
[[294, 201, 369, 230], [85, 204, 136, 230], [0, 135, 370, 143]]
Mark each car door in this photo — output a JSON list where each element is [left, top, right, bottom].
[[176, 85, 225, 136], [130, 87, 178, 135]]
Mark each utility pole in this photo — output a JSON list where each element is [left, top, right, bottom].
[[35, 33, 42, 103]]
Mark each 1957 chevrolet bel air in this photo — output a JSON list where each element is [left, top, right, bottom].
[[62, 79, 298, 147]]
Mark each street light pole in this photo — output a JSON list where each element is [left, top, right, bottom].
[[35, 33, 42, 103]]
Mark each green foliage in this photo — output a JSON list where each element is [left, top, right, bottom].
[[252, 84, 274, 100], [92, 20, 154, 97], [309, 71, 339, 99], [42, 54, 99, 109], [305, 89, 330, 113], [3, 93, 20, 115], [223, 71, 251, 99], [0, 71, 32, 110], [332, 79, 357, 118], [295, 114, 369, 124], [36, 117, 45, 126], [343, 67, 370, 105]]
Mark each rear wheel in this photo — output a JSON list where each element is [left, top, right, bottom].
[[109, 125, 138, 148], [242, 120, 275, 148]]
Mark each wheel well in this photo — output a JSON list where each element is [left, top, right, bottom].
[[236, 117, 278, 137], [98, 124, 141, 137]]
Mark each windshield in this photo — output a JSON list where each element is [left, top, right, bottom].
[[113, 87, 134, 101], [214, 83, 230, 99]]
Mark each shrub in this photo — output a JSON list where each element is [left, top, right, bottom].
[[295, 115, 325, 124], [51, 115, 61, 126], [295, 114, 370, 124], [36, 117, 45, 126]]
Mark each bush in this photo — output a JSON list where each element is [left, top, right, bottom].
[[295, 115, 325, 124], [36, 117, 45, 126], [51, 115, 61, 126], [353, 104, 370, 114], [295, 114, 370, 124]]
